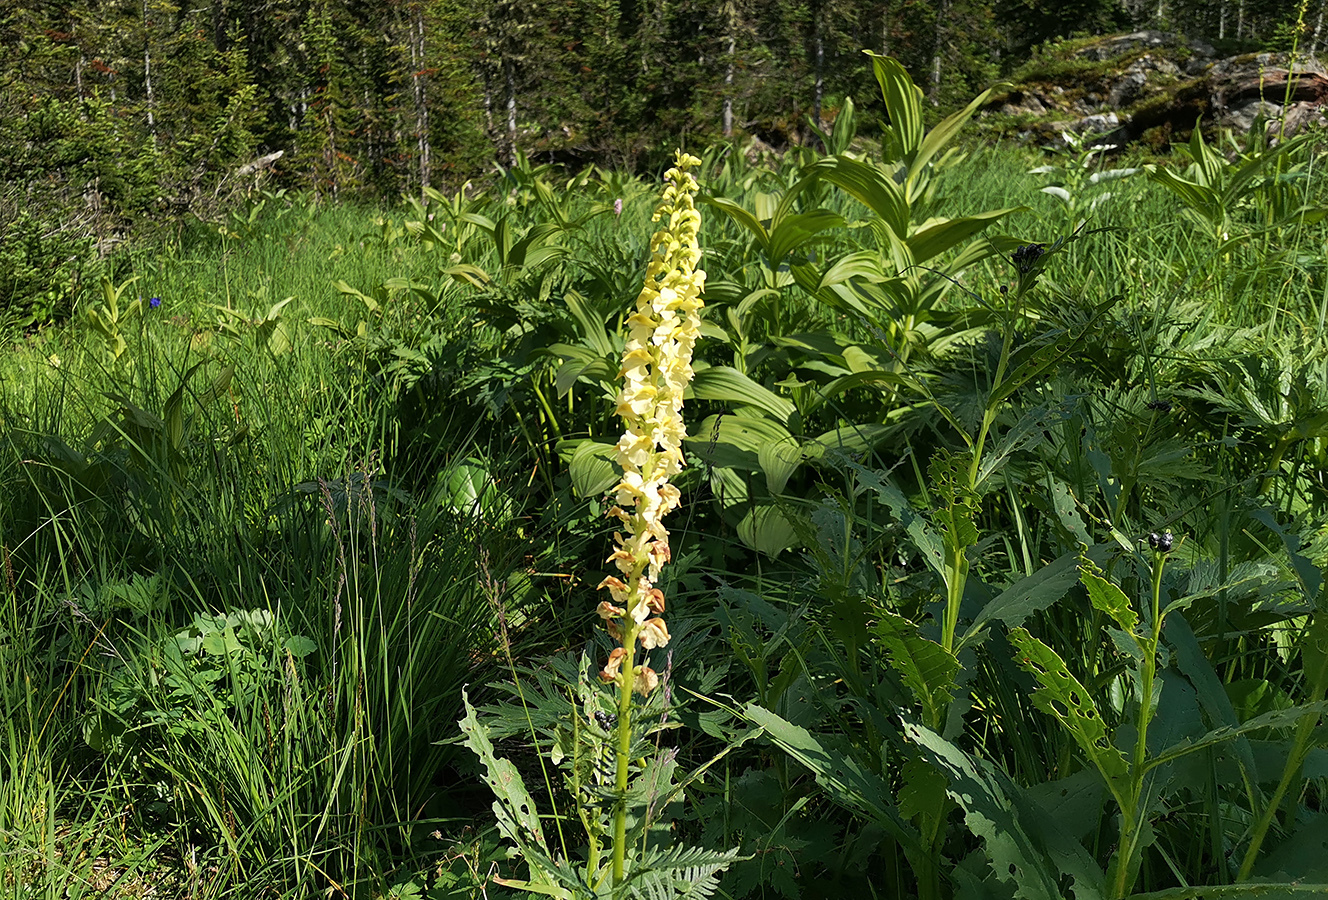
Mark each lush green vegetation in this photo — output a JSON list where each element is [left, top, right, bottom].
[[4, 0, 1317, 329], [4, 58, 1328, 900]]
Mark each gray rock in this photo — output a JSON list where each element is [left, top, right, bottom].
[[1072, 112, 1121, 134], [1075, 30, 1175, 62]]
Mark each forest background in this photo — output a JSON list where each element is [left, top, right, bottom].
[[2, 0, 1324, 325]]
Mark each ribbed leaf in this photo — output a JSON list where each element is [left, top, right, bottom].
[[808, 156, 909, 238], [690, 366, 796, 425], [908, 209, 1021, 265]]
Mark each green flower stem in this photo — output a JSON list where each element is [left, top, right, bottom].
[[611, 619, 639, 885], [1238, 607, 1328, 880], [1111, 551, 1167, 900], [1238, 711, 1315, 881]]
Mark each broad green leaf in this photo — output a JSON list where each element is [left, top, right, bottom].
[[758, 436, 823, 495], [808, 156, 909, 238], [284, 635, 317, 658], [737, 503, 801, 556], [703, 196, 770, 250], [1009, 627, 1129, 785], [738, 703, 920, 854], [564, 439, 619, 498], [816, 249, 888, 288], [690, 415, 794, 472], [812, 422, 894, 456], [867, 52, 923, 160], [1254, 811, 1328, 881], [907, 209, 1022, 265], [1026, 770, 1106, 842], [897, 757, 948, 822], [767, 209, 847, 266], [905, 721, 1108, 900], [562, 291, 617, 358], [691, 366, 796, 426], [913, 85, 998, 179]]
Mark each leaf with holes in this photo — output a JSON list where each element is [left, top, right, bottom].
[[875, 612, 959, 728], [1079, 557, 1139, 634], [1008, 628, 1129, 788], [458, 689, 550, 859]]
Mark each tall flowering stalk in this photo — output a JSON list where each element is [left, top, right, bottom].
[[595, 150, 704, 884]]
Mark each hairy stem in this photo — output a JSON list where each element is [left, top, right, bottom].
[[611, 621, 639, 884]]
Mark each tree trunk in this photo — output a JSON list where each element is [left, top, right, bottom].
[[505, 57, 516, 166], [813, 0, 824, 131], [722, 1, 736, 138], [409, 3, 430, 197], [142, 0, 156, 148], [1311, 1, 1325, 56], [929, 0, 950, 104]]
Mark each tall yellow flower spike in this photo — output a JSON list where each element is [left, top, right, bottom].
[[597, 150, 704, 694]]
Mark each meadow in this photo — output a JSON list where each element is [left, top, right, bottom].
[[3, 62, 1328, 900]]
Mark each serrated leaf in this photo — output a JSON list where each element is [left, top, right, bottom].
[[1147, 700, 1328, 772], [457, 689, 550, 857], [963, 548, 1107, 649], [875, 612, 959, 727], [1008, 628, 1129, 785], [1079, 558, 1139, 633]]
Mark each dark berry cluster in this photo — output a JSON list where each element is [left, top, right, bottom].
[[1012, 242, 1046, 274], [1147, 530, 1174, 553], [593, 710, 618, 731]]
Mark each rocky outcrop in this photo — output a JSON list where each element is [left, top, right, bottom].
[[989, 33, 1328, 148]]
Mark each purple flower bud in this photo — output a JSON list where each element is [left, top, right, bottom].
[[149, 296, 162, 309], [613, 198, 623, 218]]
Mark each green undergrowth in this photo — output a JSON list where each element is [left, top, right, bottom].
[[3, 71, 1328, 899]]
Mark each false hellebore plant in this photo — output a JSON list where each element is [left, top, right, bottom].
[[460, 152, 740, 899]]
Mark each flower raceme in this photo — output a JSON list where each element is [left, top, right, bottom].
[[597, 151, 704, 695]]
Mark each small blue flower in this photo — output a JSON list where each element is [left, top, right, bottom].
[[149, 296, 162, 309]]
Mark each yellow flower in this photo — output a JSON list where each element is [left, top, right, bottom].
[[633, 665, 660, 695], [597, 150, 703, 696], [639, 618, 670, 649], [600, 647, 627, 683]]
